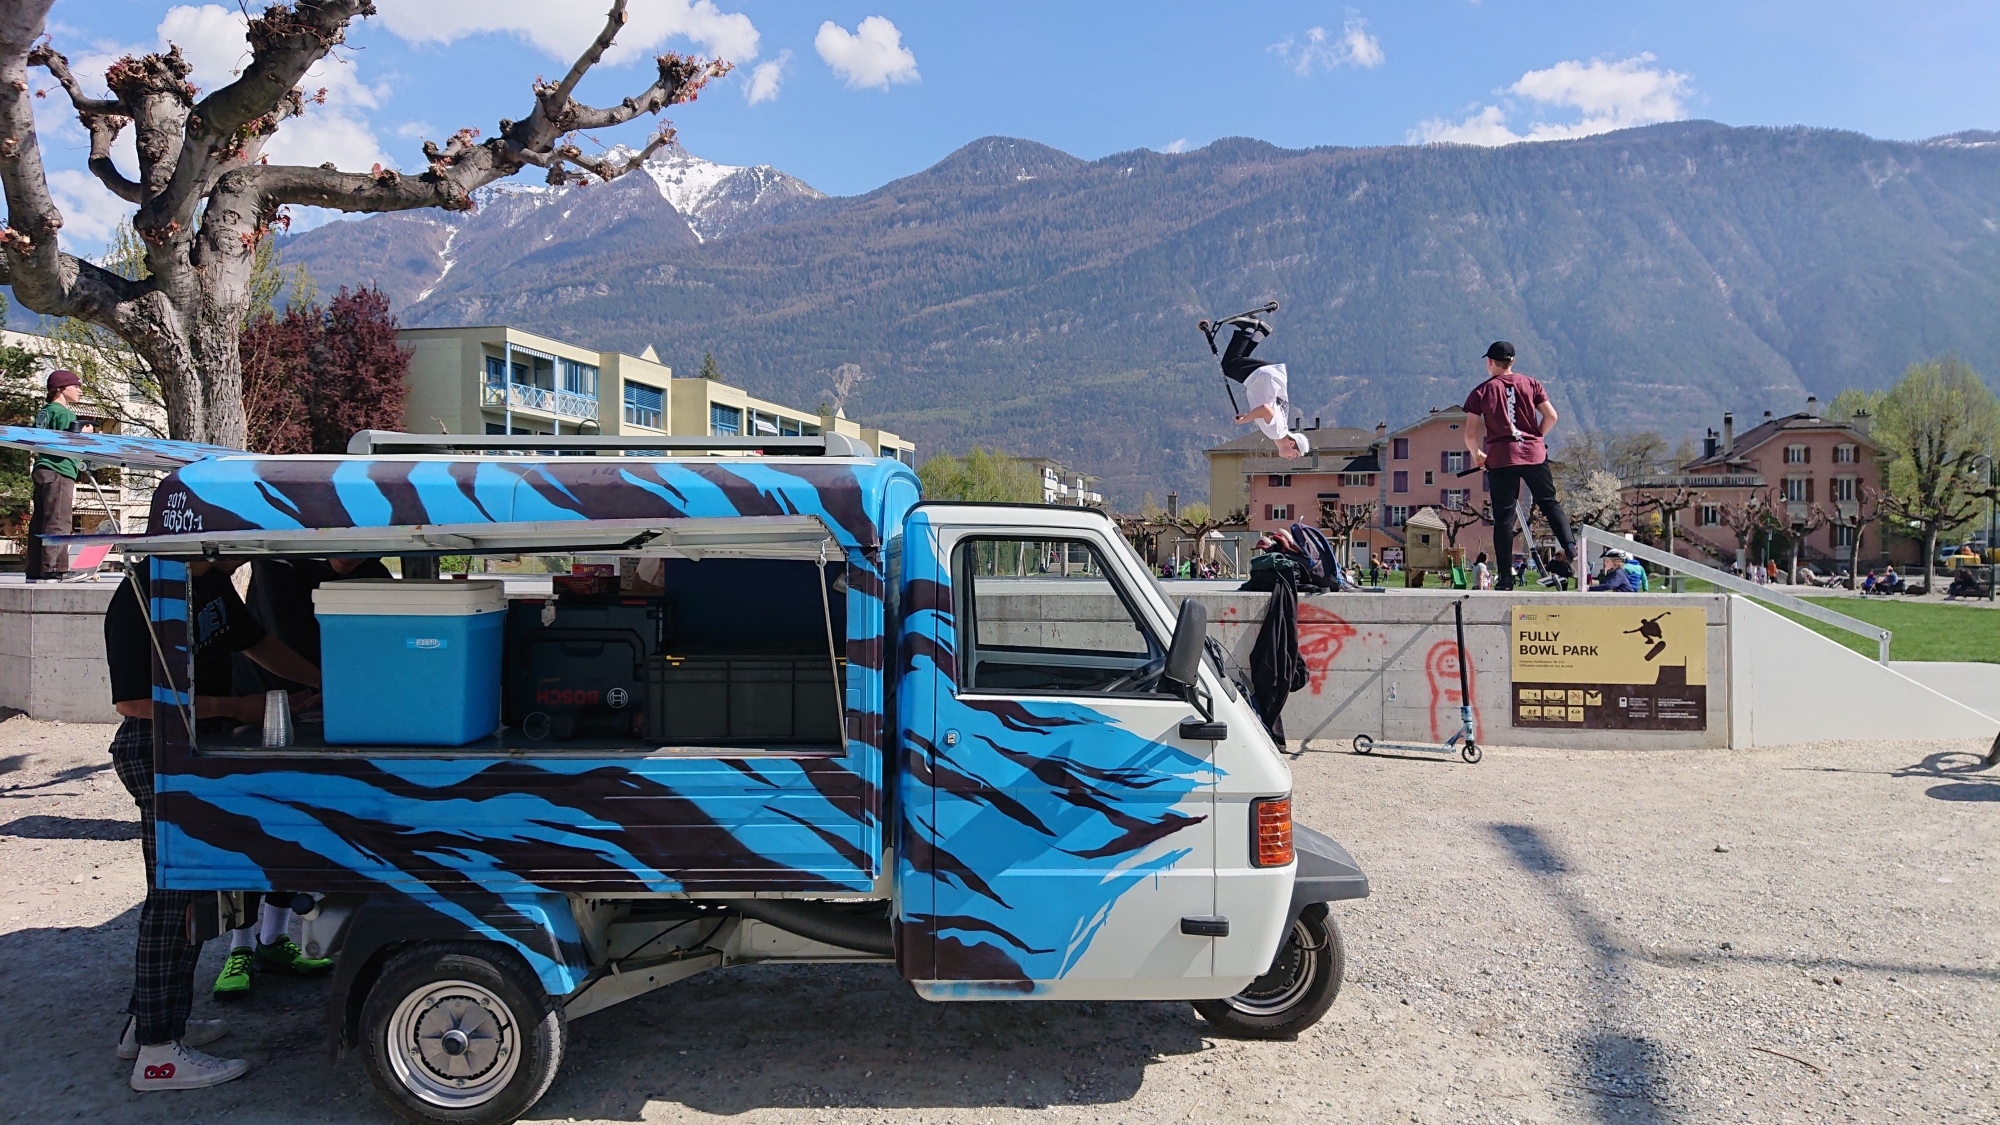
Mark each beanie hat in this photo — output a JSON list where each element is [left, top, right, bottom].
[[46, 369, 80, 391]]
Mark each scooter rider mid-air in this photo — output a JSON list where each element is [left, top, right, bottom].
[[1200, 303, 1311, 460]]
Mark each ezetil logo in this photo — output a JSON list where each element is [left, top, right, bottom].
[[405, 638, 447, 650]]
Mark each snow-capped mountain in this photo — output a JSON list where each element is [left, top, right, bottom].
[[280, 147, 826, 316]]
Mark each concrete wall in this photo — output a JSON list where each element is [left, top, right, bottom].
[[1890, 661, 2000, 720], [982, 587, 1732, 750], [1729, 599, 1996, 746], [0, 582, 121, 722]]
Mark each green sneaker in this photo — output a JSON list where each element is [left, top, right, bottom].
[[254, 936, 333, 977], [212, 948, 254, 1001]]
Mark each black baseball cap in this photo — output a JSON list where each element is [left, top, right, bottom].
[[1483, 341, 1515, 363]]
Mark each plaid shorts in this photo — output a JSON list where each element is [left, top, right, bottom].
[[110, 717, 205, 1046]]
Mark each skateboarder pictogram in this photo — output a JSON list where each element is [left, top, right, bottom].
[[1625, 612, 1670, 661]]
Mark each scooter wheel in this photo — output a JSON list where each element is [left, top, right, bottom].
[[1461, 741, 1482, 764], [1352, 735, 1373, 755]]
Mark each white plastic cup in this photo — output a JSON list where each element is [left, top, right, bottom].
[[262, 689, 293, 748]]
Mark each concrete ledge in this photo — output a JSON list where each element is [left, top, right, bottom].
[[0, 580, 121, 722]]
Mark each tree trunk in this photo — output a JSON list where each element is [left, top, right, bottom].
[[1924, 527, 1938, 596]]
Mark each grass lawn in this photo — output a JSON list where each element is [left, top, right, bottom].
[[1791, 596, 1999, 663], [1617, 576, 1996, 661]]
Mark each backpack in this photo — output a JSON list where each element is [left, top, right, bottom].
[[1289, 523, 1344, 591], [1240, 551, 1303, 592]]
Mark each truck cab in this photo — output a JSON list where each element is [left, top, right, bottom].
[[8, 428, 1367, 1125]]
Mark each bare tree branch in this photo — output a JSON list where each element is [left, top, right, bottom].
[[25, 42, 118, 113], [2, 0, 731, 448]]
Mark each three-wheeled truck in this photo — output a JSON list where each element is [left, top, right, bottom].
[[11, 428, 1368, 1125]]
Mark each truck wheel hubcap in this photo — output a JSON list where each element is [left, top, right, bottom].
[[387, 980, 521, 1107], [1225, 918, 1318, 1016]]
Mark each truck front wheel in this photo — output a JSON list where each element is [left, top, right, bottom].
[[1193, 905, 1344, 1039], [361, 942, 566, 1125]]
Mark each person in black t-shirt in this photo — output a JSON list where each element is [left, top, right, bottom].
[[102, 558, 323, 1089]]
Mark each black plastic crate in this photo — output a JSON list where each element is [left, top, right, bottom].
[[647, 654, 843, 745]]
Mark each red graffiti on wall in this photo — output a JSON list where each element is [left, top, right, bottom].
[[1297, 605, 1358, 695], [1425, 640, 1481, 742]]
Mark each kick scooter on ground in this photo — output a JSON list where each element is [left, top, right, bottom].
[[1352, 595, 1481, 764]]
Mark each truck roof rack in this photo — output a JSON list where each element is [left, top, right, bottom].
[[345, 429, 877, 458]]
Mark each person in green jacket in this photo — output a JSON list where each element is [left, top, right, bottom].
[[28, 369, 90, 581]]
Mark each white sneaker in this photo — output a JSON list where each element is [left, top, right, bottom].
[[118, 1016, 228, 1060], [129, 1040, 250, 1091]]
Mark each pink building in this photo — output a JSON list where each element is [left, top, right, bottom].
[[1627, 397, 1896, 569]]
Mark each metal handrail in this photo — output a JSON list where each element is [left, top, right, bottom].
[[1575, 524, 1893, 664]]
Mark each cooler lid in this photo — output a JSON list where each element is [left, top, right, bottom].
[[312, 579, 506, 616]]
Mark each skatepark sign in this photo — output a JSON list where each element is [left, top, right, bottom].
[[1510, 604, 1707, 730]]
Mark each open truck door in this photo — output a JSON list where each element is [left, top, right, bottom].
[[896, 503, 1242, 1000]]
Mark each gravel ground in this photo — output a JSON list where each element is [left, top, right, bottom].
[[0, 717, 1994, 1124]]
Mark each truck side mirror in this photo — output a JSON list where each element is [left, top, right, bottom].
[[1162, 599, 1208, 695]]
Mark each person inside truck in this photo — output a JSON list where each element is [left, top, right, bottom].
[[211, 557, 392, 1001], [102, 556, 325, 1091]]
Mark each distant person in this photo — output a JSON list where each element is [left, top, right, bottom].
[[1473, 552, 1492, 590], [1590, 549, 1640, 592], [28, 369, 91, 581], [1463, 342, 1573, 590], [1214, 316, 1311, 459], [1622, 553, 1649, 592]]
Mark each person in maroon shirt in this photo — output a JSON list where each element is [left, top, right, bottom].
[[1462, 341, 1574, 590]]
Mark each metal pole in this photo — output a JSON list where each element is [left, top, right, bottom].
[[503, 339, 514, 441]]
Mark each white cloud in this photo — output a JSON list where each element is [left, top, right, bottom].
[[1410, 53, 1692, 146], [47, 169, 135, 251], [373, 0, 759, 66], [815, 16, 918, 90], [1159, 138, 1190, 154], [1271, 16, 1383, 76], [743, 49, 789, 105]]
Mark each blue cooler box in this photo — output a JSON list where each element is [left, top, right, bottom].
[[313, 580, 507, 746]]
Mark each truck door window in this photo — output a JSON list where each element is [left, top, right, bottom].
[[953, 537, 1165, 696]]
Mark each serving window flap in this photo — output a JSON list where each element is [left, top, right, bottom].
[[0, 425, 240, 469], [55, 514, 843, 561]]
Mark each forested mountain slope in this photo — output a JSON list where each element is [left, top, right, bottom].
[[281, 123, 2000, 504]]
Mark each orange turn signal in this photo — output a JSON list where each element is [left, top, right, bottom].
[[1252, 796, 1293, 867]]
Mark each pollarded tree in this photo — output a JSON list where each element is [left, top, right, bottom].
[[0, 0, 728, 447]]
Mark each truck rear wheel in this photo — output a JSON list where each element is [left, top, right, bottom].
[[1193, 905, 1343, 1039], [361, 942, 566, 1125]]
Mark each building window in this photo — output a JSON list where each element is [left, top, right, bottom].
[[559, 359, 598, 397], [1268, 474, 1292, 488], [1835, 444, 1856, 463], [1442, 489, 1470, 510], [620, 383, 663, 429], [1392, 438, 1410, 460], [1785, 444, 1809, 464], [1423, 470, 1436, 486], [1832, 476, 1857, 502], [1445, 450, 1467, 473], [709, 403, 741, 435], [1387, 505, 1410, 527], [1783, 477, 1809, 502], [1341, 473, 1373, 487], [485, 422, 505, 435], [780, 417, 802, 437], [1700, 504, 1721, 527], [1834, 524, 1858, 548], [1392, 470, 1409, 493]]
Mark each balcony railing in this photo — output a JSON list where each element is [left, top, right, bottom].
[[482, 377, 597, 420]]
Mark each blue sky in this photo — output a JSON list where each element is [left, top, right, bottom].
[[36, 1, 2000, 254]]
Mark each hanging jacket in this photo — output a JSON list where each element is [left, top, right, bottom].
[[1249, 570, 1309, 744]]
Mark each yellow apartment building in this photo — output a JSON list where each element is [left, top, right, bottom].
[[396, 325, 914, 462]]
